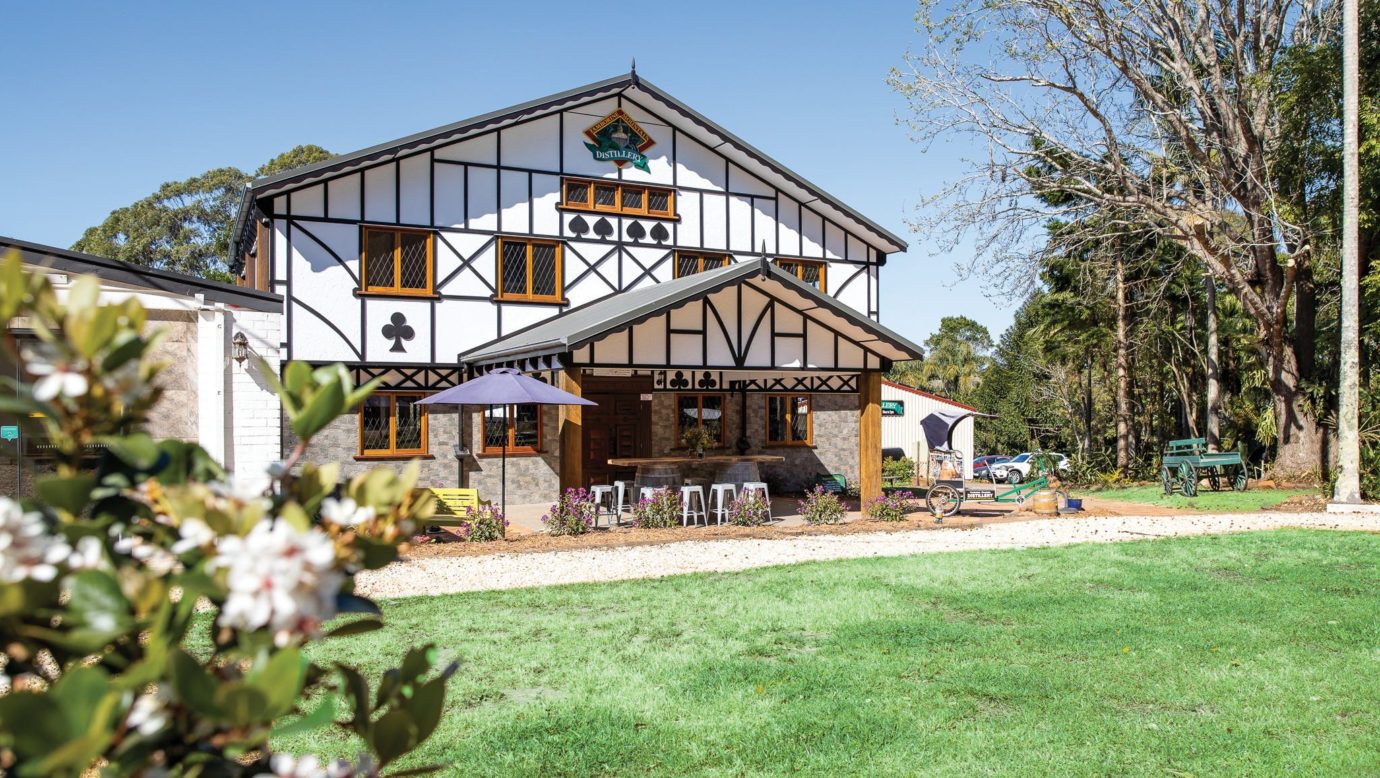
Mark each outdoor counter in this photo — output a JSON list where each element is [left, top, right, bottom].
[[608, 455, 785, 493]]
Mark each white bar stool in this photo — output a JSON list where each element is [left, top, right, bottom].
[[589, 485, 617, 527], [740, 481, 772, 521], [612, 480, 633, 516], [680, 485, 707, 526], [708, 483, 738, 525]]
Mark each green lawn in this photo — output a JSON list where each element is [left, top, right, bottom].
[[283, 531, 1380, 775], [1087, 484, 1319, 512]]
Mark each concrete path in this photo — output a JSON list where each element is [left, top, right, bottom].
[[358, 511, 1380, 599]]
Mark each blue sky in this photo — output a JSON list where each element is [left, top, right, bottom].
[[0, 0, 1013, 344]]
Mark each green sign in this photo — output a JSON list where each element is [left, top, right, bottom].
[[881, 400, 904, 417], [0, 425, 17, 441], [584, 109, 655, 172]]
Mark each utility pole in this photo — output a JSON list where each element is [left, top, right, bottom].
[[1331, 0, 1364, 507]]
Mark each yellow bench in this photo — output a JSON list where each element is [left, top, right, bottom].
[[417, 488, 491, 527]]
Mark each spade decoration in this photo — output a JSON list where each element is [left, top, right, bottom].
[[649, 223, 669, 244], [382, 312, 415, 353], [627, 222, 646, 241], [569, 214, 589, 237], [593, 217, 614, 239]]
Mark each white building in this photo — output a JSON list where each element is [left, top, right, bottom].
[[881, 380, 977, 479], [0, 236, 283, 494]]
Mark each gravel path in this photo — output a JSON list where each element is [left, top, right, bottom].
[[357, 512, 1380, 599]]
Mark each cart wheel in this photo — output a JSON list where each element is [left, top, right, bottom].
[[1160, 466, 1174, 496], [1208, 470, 1222, 492], [1234, 468, 1248, 492], [926, 484, 963, 520], [1180, 462, 1198, 497]]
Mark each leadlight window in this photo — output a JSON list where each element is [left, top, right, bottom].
[[774, 259, 827, 293], [766, 395, 813, 446], [359, 392, 428, 457], [497, 238, 563, 302], [676, 394, 725, 447], [362, 227, 433, 295], [561, 177, 676, 218], [674, 251, 730, 278], [483, 404, 541, 454]]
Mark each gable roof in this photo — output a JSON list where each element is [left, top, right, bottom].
[[0, 236, 282, 313], [461, 257, 924, 368], [882, 379, 977, 412], [230, 71, 908, 262]]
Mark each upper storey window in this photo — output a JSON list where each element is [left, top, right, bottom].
[[774, 259, 827, 293], [561, 177, 675, 219], [498, 238, 563, 303], [674, 252, 730, 278], [362, 227, 433, 296]]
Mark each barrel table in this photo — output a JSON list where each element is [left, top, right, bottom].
[[607, 455, 786, 494]]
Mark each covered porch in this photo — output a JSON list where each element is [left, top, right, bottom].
[[459, 257, 924, 507]]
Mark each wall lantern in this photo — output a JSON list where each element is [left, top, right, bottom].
[[231, 331, 250, 365]]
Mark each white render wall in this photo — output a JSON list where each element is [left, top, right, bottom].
[[224, 309, 283, 476]]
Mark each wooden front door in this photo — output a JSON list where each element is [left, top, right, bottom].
[[582, 375, 652, 487]]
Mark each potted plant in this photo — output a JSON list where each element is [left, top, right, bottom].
[[681, 426, 714, 458]]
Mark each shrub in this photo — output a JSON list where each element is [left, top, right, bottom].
[[882, 456, 915, 483], [681, 425, 714, 452], [543, 487, 597, 535], [727, 491, 770, 526], [866, 490, 915, 521], [0, 256, 454, 775], [798, 485, 846, 525], [633, 487, 681, 528], [461, 504, 507, 542]]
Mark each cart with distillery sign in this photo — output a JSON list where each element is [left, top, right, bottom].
[[919, 409, 1069, 519]]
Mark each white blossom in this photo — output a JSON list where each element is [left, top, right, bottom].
[[66, 535, 105, 570], [214, 519, 342, 645], [257, 753, 343, 778], [23, 343, 89, 402], [125, 685, 171, 736], [211, 472, 273, 508], [0, 497, 69, 583], [320, 497, 374, 528], [113, 534, 178, 576], [170, 518, 216, 554]]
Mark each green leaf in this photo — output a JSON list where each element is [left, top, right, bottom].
[[170, 649, 221, 717], [215, 683, 269, 728], [399, 645, 437, 685], [0, 393, 50, 418], [290, 374, 345, 440], [96, 433, 163, 471], [284, 361, 313, 394], [36, 473, 97, 515], [408, 677, 448, 745], [370, 708, 418, 767], [65, 569, 131, 634], [250, 647, 306, 718], [336, 664, 372, 730], [375, 669, 401, 710], [0, 692, 67, 760], [269, 695, 337, 740], [336, 593, 382, 615], [48, 665, 112, 734], [99, 332, 147, 372]]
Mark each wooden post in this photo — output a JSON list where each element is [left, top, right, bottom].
[[858, 370, 882, 504], [559, 367, 584, 492]]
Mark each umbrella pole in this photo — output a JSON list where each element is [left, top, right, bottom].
[[501, 437, 507, 537]]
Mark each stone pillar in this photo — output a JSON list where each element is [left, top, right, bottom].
[[196, 305, 228, 464], [559, 367, 584, 492], [858, 370, 882, 503]]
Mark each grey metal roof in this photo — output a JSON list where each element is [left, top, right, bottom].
[[229, 71, 908, 263], [460, 258, 924, 366], [0, 236, 282, 313]]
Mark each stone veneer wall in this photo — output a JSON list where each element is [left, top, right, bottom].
[[649, 391, 859, 494], [289, 405, 560, 508]]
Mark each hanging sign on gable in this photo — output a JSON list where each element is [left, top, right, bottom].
[[584, 109, 655, 172]]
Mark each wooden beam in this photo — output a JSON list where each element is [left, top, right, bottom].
[[559, 367, 585, 491], [858, 370, 882, 503]]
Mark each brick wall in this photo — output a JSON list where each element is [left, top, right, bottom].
[[226, 310, 282, 476]]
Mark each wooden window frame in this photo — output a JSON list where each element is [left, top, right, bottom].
[[357, 391, 430, 459], [481, 404, 543, 455], [765, 394, 814, 447], [496, 237, 564, 303], [673, 393, 728, 448], [360, 227, 435, 296], [672, 251, 732, 278], [559, 177, 677, 219], [774, 258, 828, 294]]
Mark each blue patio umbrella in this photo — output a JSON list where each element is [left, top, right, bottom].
[[417, 368, 596, 521]]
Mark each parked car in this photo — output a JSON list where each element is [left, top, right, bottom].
[[972, 455, 1011, 480], [990, 452, 1070, 484]]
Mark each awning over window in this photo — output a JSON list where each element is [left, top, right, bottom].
[[460, 258, 924, 374]]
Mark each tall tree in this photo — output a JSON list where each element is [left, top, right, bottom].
[[73, 145, 332, 281], [889, 315, 993, 403], [892, 0, 1336, 477]]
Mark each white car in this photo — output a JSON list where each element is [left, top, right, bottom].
[[991, 452, 1070, 484]]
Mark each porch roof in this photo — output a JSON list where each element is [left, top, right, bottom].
[[459, 258, 925, 372]]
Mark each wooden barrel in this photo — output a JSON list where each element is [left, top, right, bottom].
[[635, 464, 682, 494], [1030, 489, 1058, 515], [714, 461, 761, 488]]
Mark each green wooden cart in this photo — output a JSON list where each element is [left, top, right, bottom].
[[1159, 438, 1249, 497]]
